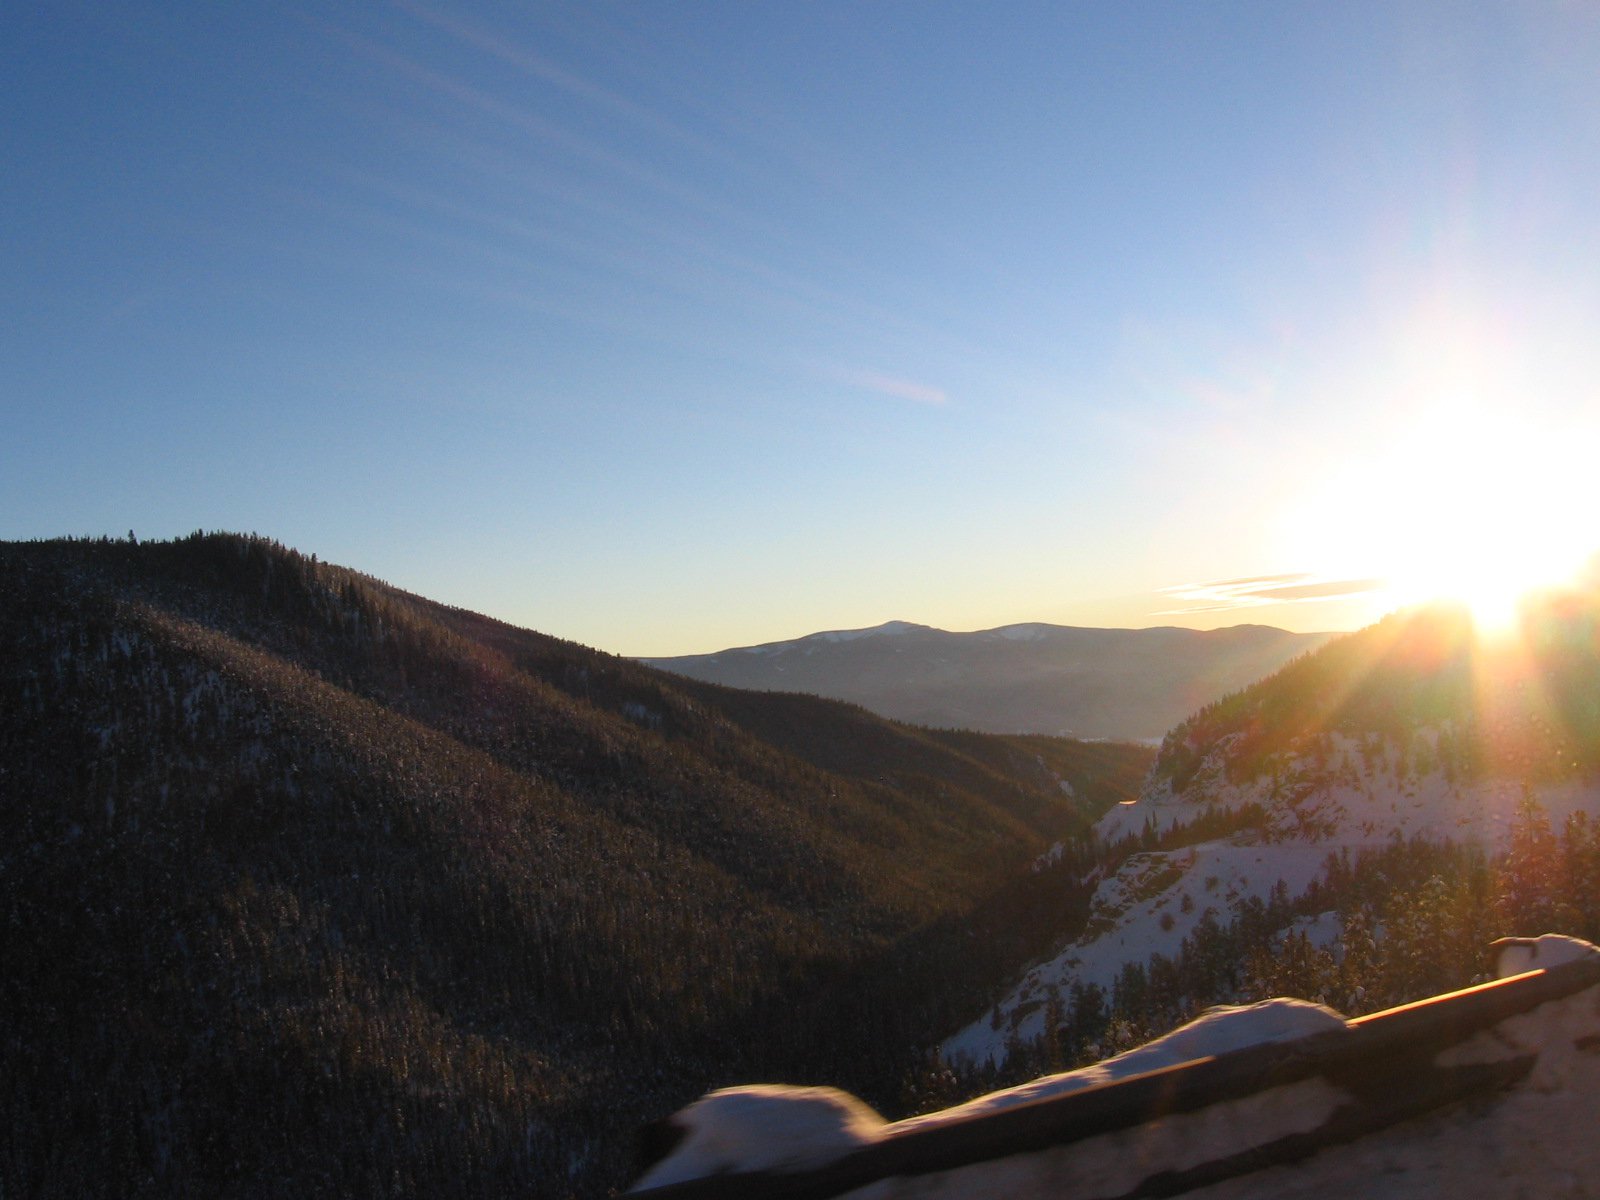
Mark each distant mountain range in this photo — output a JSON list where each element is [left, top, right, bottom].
[[0, 533, 1151, 1200], [642, 621, 1338, 742]]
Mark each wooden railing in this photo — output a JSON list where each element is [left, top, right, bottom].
[[631, 955, 1600, 1198]]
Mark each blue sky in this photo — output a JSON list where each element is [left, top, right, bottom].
[[7, 2, 1599, 654]]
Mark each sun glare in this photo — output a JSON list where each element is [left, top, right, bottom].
[[1287, 399, 1592, 634]]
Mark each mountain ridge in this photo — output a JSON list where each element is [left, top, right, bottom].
[[0, 532, 1152, 1199], [642, 619, 1338, 741]]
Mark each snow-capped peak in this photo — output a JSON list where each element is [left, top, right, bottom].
[[811, 620, 928, 644]]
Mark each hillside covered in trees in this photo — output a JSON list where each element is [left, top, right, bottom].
[[1154, 595, 1600, 792], [0, 533, 1151, 1199], [936, 584, 1600, 1098]]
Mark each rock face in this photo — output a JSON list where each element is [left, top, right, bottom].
[[641, 622, 1334, 742], [631, 943, 1600, 1199]]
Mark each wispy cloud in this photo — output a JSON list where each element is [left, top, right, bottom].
[[841, 369, 949, 407], [396, 0, 728, 163], [1154, 573, 1384, 615]]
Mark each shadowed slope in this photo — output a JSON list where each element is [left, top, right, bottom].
[[0, 533, 1151, 1199]]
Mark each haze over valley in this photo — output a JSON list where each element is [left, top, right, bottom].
[[643, 620, 1336, 742]]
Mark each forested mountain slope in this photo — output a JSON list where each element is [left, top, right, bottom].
[[941, 594, 1600, 1077], [0, 533, 1150, 1199]]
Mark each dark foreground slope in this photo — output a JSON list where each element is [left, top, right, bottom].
[[0, 534, 1150, 1200]]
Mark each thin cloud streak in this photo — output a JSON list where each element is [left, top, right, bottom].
[[317, 17, 989, 367], [397, 0, 732, 165], [1206, 572, 1316, 588], [1154, 573, 1385, 615], [842, 369, 949, 407]]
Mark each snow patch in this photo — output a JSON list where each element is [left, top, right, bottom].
[[1492, 933, 1600, 978], [909, 1000, 1345, 1130], [944, 842, 1337, 1069], [629, 1086, 882, 1191], [812, 620, 926, 644]]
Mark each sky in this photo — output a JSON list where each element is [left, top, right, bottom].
[[6, 2, 1600, 656]]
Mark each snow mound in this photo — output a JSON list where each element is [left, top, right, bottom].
[[628, 1086, 883, 1191], [906, 998, 1345, 1131], [1492, 933, 1600, 978]]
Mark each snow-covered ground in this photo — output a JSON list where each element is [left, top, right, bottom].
[[944, 730, 1600, 1070], [944, 841, 1341, 1067], [1099, 731, 1600, 848]]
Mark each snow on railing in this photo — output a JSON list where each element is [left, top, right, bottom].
[[629, 936, 1600, 1199]]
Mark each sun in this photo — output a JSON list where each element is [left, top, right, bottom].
[[1385, 408, 1593, 630], [1393, 544, 1558, 634], [1287, 401, 1592, 634]]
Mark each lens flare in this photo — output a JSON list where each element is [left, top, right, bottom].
[[1285, 400, 1592, 632]]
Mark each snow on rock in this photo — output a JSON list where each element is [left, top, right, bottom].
[[1030, 841, 1065, 872], [628, 1086, 883, 1191], [1492, 933, 1600, 978]]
